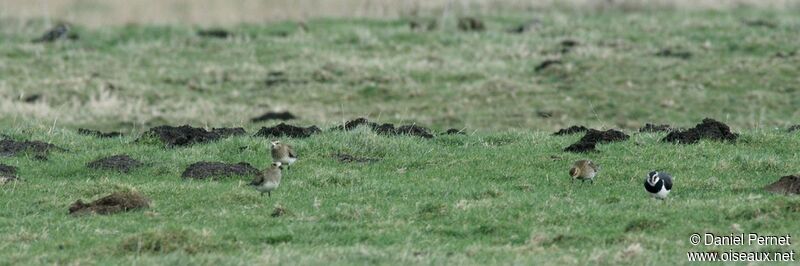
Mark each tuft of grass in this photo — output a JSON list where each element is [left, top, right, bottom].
[[119, 228, 216, 254]]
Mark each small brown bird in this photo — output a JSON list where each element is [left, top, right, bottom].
[[270, 140, 297, 169], [250, 162, 282, 197], [569, 159, 599, 184]]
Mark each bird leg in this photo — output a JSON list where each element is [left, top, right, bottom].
[[268, 191, 271, 197]]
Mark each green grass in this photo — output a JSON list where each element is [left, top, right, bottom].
[[2, 8, 800, 265], [1, 124, 799, 265], [1, 9, 799, 132]]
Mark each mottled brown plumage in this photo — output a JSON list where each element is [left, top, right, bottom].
[[570, 159, 599, 184], [250, 162, 282, 197], [270, 140, 297, 168]]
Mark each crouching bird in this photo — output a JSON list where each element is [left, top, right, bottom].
[[270, 141, 297, 169], [569, 159, 599, 184], [644, 171, 672, 199], [250, 162, 282, 197]]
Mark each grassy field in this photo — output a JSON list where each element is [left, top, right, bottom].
[[1, 125, 799, 265], [1, 9, 799, 132], [1, 6, 800, 266]]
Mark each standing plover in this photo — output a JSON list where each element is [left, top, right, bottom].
[[569, 159, 599, 184], [644, 171, 672, 199], [250, 162, 282, 197], [270, 140, 297, 169], [33, 23, 71, 43]]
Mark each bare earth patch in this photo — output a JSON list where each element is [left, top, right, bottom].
[[181, 162, 259, 180], [69, 191, 151, 216], [662, 118, 738, 144], [765, 175, 800, 195]]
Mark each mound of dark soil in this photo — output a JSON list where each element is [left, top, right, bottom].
[[458, 17, 485, 31], [22, 94, 42, 103], [564, 129, 629, 153], [443, 128, 466, 135], [271, 206, 288, 217], [0, 139, 63, 157], [265, 71, 289, 87], [788, 125, 800, 133], [553, 125, 589, 136], [254, 123, 321, 138], [333, 153, 379, 163], [251, 111, 297, 122], [507, 19, 540, 34], [78, 128, 123, 138], [332, 117, 378, 131], [69, 191, 151, 216], [0, 164, 18, 184], [775, 51, 796, 58], [639, 123, 672, 133], [409, 19, 438, 31], [395, 125, 434, 138], [197, 28, 231, 38], [743, 19, 777, 28], [332, 118, 434, 138], [142, 125, 224, 147], [211, 127, 246, 138], [765, 175, 800, 195], [535, 59, 562, 72], [655, 48, 692, 59], [87, 155, 142, 173], [181, 162, 259, 180], [662, 118, 737, 144], [560, 39, 579, 53]]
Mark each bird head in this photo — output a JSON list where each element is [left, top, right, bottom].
[[647, 171, 660, 186], [270, 140, 280, 148]]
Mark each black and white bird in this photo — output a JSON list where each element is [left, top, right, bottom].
[[32, 23, 71, 43], [644, 171, 673, 199]]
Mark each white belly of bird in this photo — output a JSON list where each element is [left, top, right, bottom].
[[256, 182, 279, 193], [282, 157, 297, 165], [652, 187, 670, 199]]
